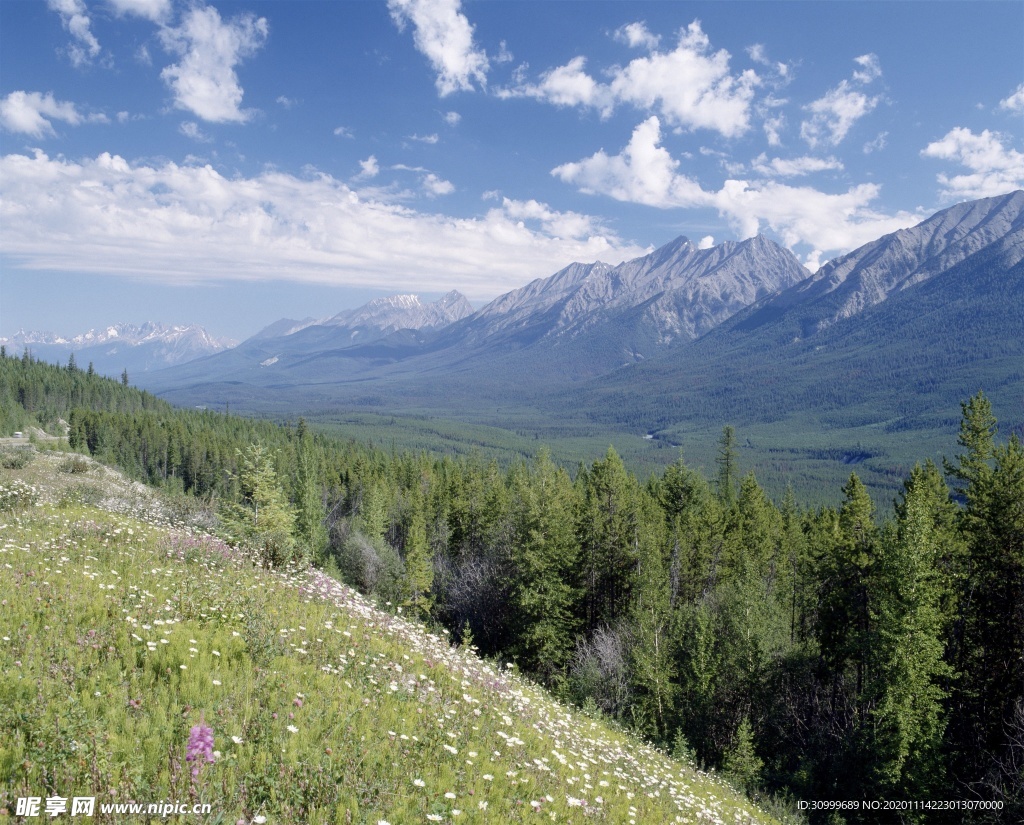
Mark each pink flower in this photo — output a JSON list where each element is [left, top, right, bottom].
[[185, 717, 215, 777]]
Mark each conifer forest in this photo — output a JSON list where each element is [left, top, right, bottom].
[[2, 350, 1022, 823]]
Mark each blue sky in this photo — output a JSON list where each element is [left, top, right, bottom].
[[1, 0, 1022, 341]]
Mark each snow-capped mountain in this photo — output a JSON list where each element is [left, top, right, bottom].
[[323, 290, 475, 338], [1, 322, 236, 378]]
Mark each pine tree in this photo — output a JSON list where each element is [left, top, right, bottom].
[[716, 425, 738, 507], [865, 463, 953, 798], [402, 500, 434, 618], [221, 442, 297, 567], [293, 419, 327, 563], [509, 449, 580, 679]]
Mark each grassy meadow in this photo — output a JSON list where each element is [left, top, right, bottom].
[[0, 448, 781, 824]]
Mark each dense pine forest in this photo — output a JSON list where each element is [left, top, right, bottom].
[[2, 349, 1021, 822]]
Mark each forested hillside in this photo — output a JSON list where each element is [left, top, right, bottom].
[[2, 351, 1022, 822]]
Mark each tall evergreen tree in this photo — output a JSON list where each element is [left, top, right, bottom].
[[221, 442, 297, 567]]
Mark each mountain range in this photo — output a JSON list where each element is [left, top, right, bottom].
[[0, 322, 237, 379], [137, 190, 1024, 498]]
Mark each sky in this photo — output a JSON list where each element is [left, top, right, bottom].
[[1, 0, 1022, 342]]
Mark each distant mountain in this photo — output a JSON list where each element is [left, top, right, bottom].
[[141, 235, 807, 394], [572, 190, 1024, 438], [140, 191, 1023, 494], [0, 322, 237, 378]]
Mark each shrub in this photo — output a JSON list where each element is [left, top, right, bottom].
[[0, 447, 34, 469], [59, 456, 91, 475]]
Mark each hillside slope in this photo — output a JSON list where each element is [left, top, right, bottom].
[[0, 449, 777, 825]]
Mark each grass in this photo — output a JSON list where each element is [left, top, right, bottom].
[[0, 451, 782, 824]]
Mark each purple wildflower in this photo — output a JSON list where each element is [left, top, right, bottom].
[[185, 717, 215, 777]]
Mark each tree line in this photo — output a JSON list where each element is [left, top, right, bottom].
[[2, 350, 1021, 822]]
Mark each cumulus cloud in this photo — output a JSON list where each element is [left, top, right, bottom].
[[108, 0, 171, 23], [0, 91, 106, 136], [357, 155, 380, 178], [443, 110, 461, 125], [333, 126, 354, 138], [614, 22, 660, 51], [0, 150, 646, 300], [159, 4, 269, 123], [500, 197, 608, 240], [499, 20, 759, 138], [387, 0, 489, 96], [421, 172, 454, 196], [801, 54, 882, 148], [921, 127, 1024, 200], [47, 0, 101, 67], [698, 235, 714, 249], [1000, 83, 1024, 115], [751, 153, 844, 178], [553, 116, 922, 262]]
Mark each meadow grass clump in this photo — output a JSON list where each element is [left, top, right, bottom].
[[0, 460, 780, 824]]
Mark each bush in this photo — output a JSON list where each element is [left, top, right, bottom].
[[0, 447, 34, 469], [59, 456, 91, 474]]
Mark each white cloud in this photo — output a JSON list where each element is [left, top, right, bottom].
[[801, 54, 882, 148], [494, 40, 514, 65], [502, 56, 613, 114], [422, 172, 454, 196], [500, 21, 758, 138], [0, 91, 105, 137], [108, 0, 171, 23], [159, 4, 269, 123], [746, 43, 791, 81], [387, 0, 489, 96], [751, 153, 844, 178], [1000, 83, 1024, 115], [553, 116, 922, 260], [552, 116, 705, 208], [921, 127, 1024, 200], [357, 155, 380, 178], [179, 121, 211, 142], [851, 53, 882, 84], [614, 22, 660, 51], [443, 110, 461, 126], [333, 126, 354, 138], [47, 0, 101, 67], [408, 133, 440, 144], [863, 132, 888, 154], [0, 150, 646, 301], [698, 235, 714, 249], [500, 197, 606, 240], [276, 96, 297, 109]]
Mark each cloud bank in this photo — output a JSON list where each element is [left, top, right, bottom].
[[0, 150, 646, 300]]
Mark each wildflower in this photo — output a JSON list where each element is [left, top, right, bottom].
[[185, 718, 215, 777], [426, 816, 443, 822], [444, 792, 456, 799], [413, 778, 426, 787], [287, 725, 299, 734]]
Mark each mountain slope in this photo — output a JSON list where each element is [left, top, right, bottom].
[[563, 192, 1024, 480], [0, 449, 776, 824], [142, 234, 808, 396]]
